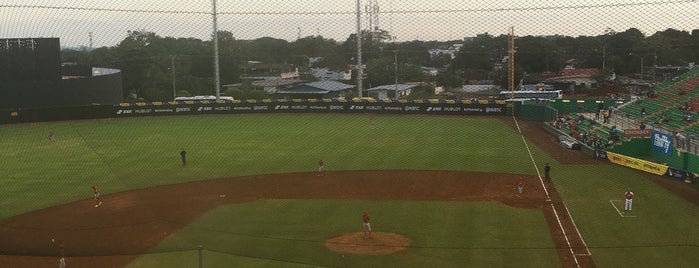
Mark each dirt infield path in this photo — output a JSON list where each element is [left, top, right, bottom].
[[1, 169, 591, 267]]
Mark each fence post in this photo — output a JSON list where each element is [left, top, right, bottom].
[[198, 245, 203, 268]]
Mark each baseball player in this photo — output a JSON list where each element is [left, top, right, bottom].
[[49, 131, 56, 142], [544, 163, 551, 183], [517, 177, 524, 194], [180, 149, 187, 165], [362, 210, 372, 238], [58, 256, 65, 268], [318, 159, 324, 176], [624, 189, 634, 211], [92, 185, 102, 207]]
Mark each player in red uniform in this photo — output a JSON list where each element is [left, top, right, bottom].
[[362, 210, 372, 238], [92, 185, 102, 207], [517, 177, 524, 194]]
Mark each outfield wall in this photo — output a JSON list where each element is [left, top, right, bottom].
[[0, 100, 509, 124]]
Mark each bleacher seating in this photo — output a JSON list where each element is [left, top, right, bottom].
[[619, 68, 699, 137]]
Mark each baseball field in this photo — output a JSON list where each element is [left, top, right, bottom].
[[0, 114, 697, 267]]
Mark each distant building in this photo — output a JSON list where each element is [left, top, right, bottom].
[[366, 84, 416, 100], [545, 68, 599, 88], [309, 68, 351, 81], [428, 44, 462, 60], [275, 80, 355, 100]]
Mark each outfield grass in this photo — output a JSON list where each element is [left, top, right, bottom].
[[2, 114, 698, 267], [127, 200, 559, 268], [0, 114, 544, 219]]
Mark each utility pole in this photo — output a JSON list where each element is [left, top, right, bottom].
[[508, 26, 515, 98], [356, 0, 363, 98], [602, 45, 606, 70], [212, 0, 220, 98], [394, 49, 398, 100], [171, 55, 176, 100]]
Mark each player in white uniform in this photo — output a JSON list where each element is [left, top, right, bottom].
[[624, 189, 633, 211]]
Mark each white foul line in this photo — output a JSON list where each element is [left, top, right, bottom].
[[512, 116, 580, 268], [563, 202, 591, 256], [609, 200, 638, 218]]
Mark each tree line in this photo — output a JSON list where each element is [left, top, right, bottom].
[[62, 28, 699, 101]]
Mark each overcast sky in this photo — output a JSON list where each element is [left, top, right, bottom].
[[1, 0, 698, 47]]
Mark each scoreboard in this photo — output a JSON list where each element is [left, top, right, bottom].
[[0, 38, 61, 82]]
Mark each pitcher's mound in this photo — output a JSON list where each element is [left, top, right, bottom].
[[324, 232, 411, 255]]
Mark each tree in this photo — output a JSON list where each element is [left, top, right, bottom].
[[515, 36, 564, 73]]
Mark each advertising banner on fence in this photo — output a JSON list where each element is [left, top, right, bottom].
[[606, 151, 669, 175], [623, 128, 651, 138], [651, 130, 673, 156], [108, 102, 507, 118]]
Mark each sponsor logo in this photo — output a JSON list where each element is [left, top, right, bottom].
[[463, 108, 483, 112], [175, 107, 191, 113], [135, 109, 152, 114], [652, 132, 672, 154], [384, 106, 402, 111], [444, 107, 461, 112], [214, 106, 230, 111], [197, 106, 213, 112], [623, 129, 651, 138], [329, 105, 344, 111], [291, 105, 307, 110], [309, 105, 327, 110], [426, 107, 442, 112], [365, 106, 381, 111], [116, 109, 133, 115], [350, 105, 364, 110], [485, 107, 503, 113], [404, 106, 420, 111], [275, 105, 290, 110], [154, 108, 174, 113], [253, 105, 269, 111], [233, 106, 252, 111]]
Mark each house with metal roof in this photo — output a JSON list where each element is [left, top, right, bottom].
[[366, 84, 416, 100], [275, 80, 355, 100]]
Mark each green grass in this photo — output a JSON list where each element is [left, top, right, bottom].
[[127, 200, 559, 268], [1, 114, 698, 267], [0, 114, 542, 219]]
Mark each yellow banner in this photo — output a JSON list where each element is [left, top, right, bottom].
[[606, 152, 669, 175]]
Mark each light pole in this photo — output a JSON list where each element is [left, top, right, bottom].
[[212, 0, 220, 98], [170, 55, 176, 100], [394, 49, 398, 100], [356, 0, 363, 98]]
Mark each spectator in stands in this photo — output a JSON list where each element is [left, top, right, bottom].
[[639, 121, 646, 130], [610, 125, 618, 135], [680, 102, 688, 111], [602, 109, 610, 124], [660, 113, 670, 124], [647, 90, 657, 99], [607, 132, 620, 147], [675, 132, 687, 149], [640, 107, 647, 116]]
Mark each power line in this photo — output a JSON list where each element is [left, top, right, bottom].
[[2, 0, 697, 16]]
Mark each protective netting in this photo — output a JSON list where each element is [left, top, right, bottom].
[[1, 0, 697, 48]]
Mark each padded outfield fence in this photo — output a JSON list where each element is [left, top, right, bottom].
[[0, 99, 510, 124]]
